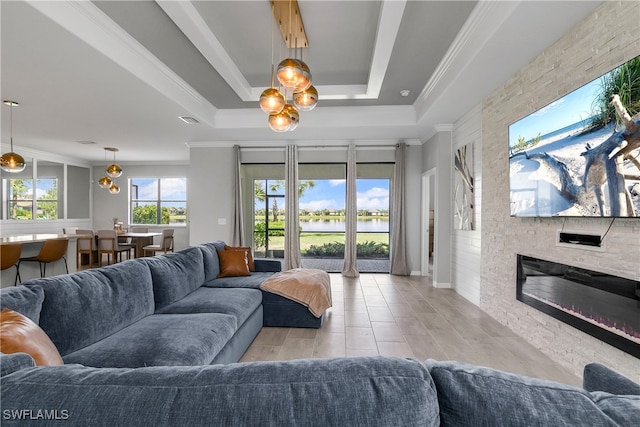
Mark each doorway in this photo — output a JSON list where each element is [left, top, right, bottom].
[[421, 169, 436, 277]]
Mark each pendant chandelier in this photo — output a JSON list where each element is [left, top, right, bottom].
[[1, 100, 27, 173], [259, 0, 317, 132], [99, 147, 121, 194]]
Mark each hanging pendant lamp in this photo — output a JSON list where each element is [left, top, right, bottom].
[[260, 0, 317, 131], [283, 103, 299, 131], [98, 176, 112, 188], [1, 100, 27, 173], [293, 84, 318, 111], [105, 147, 122, 178], [268, 109, 292, 132]]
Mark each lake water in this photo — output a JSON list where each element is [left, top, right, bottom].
[[300, 219, 388, 232]]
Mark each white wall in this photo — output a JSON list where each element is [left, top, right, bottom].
[[480, 1, 640, 380], [188, 147, 235, 245], [421, 131, 452, 286], [451, 104, 482, 305]]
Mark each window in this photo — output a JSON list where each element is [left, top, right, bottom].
[[253, 179, 286, 257], [129, 178, 187, 225], [3, 178, 58, 220]]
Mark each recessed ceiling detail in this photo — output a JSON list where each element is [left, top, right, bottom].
[[158, 0, 407, 101]]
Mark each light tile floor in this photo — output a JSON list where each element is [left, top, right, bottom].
[[240, 273, 582, 386]]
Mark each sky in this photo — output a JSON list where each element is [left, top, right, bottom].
[[508, 73, 607, 147], [298, 179, 389, 211], [131, 178, 187, 200]]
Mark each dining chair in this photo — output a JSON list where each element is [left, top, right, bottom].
[[143, 229, 174, 256], [1, 243, 23, 285], [63, 227, 79, 234], [119, 226, 148, 254], [18, 238, 69, 278], [97, 230, 132, 266], [76, 229, 97, 269]]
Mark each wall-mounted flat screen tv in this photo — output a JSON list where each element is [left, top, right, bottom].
[[508, 55, 640, 217]]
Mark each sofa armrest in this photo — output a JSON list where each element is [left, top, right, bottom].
[[583, 363, 640, 395], [1, 352, 36, 377], [254, 259, 282, 273]]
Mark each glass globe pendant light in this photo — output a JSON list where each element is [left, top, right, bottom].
[[98, 176, 112, 189], [109, 183, 120, 194], [282, 103, 299, 131], [293, 85, 318, 111], [1, 100, 27, 173], [276, 58, 304, 90], [259, 87, 285, 115], [268, 110, 292, 132], [293, 59, 312, 93], [105, 147, 122, 178]]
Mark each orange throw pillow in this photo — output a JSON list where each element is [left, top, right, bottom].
[[224, 245, 255, 271], [217, 250, 250, 278], [0, 308, 63, 366]]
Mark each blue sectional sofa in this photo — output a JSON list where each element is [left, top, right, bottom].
[[1, 242, 639, 425], [1, 355, 638, 426], [1, 243, 270, 367]]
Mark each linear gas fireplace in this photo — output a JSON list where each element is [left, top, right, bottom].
[[516, 255, 640, 358]]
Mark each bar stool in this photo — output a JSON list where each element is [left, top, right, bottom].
[[1, 243, 23, 285], [18, 238, 69, 278]]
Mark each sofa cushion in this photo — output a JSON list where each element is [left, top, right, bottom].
[[62, 313, 237, 368], [22, 260, 154, 356], [155, 287, 262, 327], [0, 352, 35, 377], [198, 243, 221, 282], [583, 363, 640, 395], [217, 250, 250, 278], [0, 357, 439, 427], [0, 309, 63, 366], [0, 285, 44, 324], [590, 391, 640, 426], [143, 246, 205, 310], [204, 272, 276, 289], [426, 360, 626, 427]]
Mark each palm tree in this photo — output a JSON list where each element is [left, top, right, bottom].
[[254, 179, 315, 222]]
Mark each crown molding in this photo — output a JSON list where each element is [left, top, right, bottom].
[[413, 0, 519, 122]]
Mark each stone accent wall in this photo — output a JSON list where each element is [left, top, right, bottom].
[[481, 1, 640, 381]]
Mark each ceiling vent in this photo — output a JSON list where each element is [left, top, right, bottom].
[[178, 116, 200, 124]]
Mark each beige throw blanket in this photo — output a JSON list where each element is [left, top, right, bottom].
[[259, 268, 332, 318]]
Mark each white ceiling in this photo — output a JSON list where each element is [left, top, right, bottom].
[[1, 0, 603, 163]]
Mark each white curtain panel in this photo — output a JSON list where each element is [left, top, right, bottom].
[[342, 144, 359, 277], [390, 143, 409, 275], [231, 145, 245, 246], [284, 144, 301, 270]]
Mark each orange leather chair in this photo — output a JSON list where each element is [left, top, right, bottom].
[[19, 238, 69, 278], [1, 243, 23, 285]]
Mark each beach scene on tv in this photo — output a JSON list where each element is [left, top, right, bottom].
[[509, 56, 640, 217]]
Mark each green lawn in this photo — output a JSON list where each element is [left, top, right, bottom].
[[264, 232, 388, 253]]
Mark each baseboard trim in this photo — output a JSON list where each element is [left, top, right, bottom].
[[433, 281, 451, 289]]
